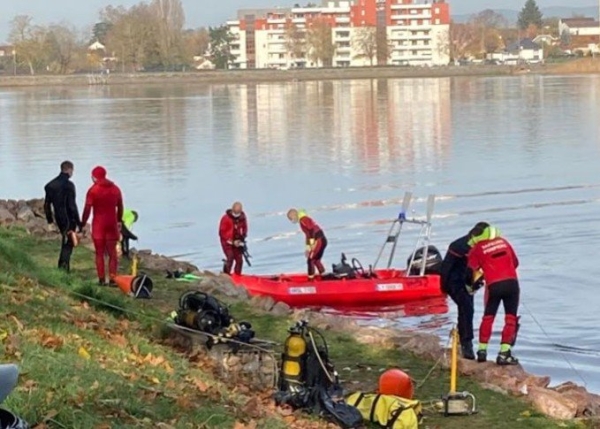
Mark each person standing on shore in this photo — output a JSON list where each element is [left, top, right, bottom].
[[219, 202, 248, 275], [440, 234, 480, 360], [81, 166, 124, 286], [44, 160, 82, 272], [120, 209, 139, 259], [467, 222, 521, 366], [287, 208, 328, 280]]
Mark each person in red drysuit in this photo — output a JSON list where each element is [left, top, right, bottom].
[[287, 208, 328, 280], [219, 201, 248, 275], [81, 166, 124, 286], [467, 222, 520, 366]]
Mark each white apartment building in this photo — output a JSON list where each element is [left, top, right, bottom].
[[226, 0, 451, 69]]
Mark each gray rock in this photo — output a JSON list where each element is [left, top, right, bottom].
[[16, 205, 35, 222], [270, 301, 292, 316], [0, 207, 15, 224]]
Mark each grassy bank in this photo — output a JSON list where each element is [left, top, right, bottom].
[[0, 226, 587, 428], [0, 65, 519, 88]]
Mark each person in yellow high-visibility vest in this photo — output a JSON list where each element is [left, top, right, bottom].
[[120, 209, 138, 259]]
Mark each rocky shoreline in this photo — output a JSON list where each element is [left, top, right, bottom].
[[1, 197, 598, 421]]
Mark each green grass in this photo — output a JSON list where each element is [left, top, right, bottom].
[[0, 226, 590, 428]]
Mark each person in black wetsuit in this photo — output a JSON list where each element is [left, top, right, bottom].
[[440, 234, 483, 360], [44, 160, 82, 272]]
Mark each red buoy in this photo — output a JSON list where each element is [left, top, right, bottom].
[[378, 369, 414, 399]]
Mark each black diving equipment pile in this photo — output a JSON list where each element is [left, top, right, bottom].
[[169, 291, 255, 348], [274, 320, 363, 429]]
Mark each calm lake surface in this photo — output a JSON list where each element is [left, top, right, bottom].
[[1, 75, 600, 392]]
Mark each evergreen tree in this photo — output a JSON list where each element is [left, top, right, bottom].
[[518, 0, 543, 31]]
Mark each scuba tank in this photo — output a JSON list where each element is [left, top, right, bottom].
[[275, 321, 363, 429], [280, 323, 308, 391]]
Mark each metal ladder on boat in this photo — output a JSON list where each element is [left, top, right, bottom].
[[372, 192, 436, 276]]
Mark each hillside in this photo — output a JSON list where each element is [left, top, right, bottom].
[[452, 5, 599, 24], [0, 225, 591, 428]]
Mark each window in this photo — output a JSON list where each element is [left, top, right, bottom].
[[435, 19, 440, 24], [434, 7, 439, 13]]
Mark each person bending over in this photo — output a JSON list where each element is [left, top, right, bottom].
[[121, 209, 139, 259], [287, 208, 328, 280], [219, 202, 248, 275], [440, 234, 480, 360]]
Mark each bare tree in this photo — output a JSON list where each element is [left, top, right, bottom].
[[285, 23, 306, 65], [103, 4, 156, 72], [46, 24, 79, 74], [469, 10, 507, 55], [306, 20, 335, 67], [183, 28, 210, 64], [450, 22, 477, 59], [8, 15, 49, 75], [150, 0, 186, 68], [352, 27, 377, 66]]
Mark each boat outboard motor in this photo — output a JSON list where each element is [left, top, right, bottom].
[[331, 253, 357, 280], [407, 245, 443, 276]]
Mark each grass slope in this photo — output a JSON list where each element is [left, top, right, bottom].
[[0, 227, 588, 429]]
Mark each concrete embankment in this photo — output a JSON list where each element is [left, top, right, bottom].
[[1, 197, 599, 421], [0, 65, 520, 88]]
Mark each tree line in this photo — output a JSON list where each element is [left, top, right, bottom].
[[0, 0, 562, 75], [5, 0, 217, 75], [450, 0, 560, 60]]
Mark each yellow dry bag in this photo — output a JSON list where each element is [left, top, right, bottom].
[[346, 392, 422, 429]]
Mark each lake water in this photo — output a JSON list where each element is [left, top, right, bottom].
[[1, 75, 600, 392]]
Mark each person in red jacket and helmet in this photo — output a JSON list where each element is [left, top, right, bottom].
[[287, 208, 328, 280], [219, 201, 248, 275], [467, 222, 520, 366], [81, 166, 124, 286]]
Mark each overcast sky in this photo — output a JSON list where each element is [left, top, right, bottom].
[[0, 0, 597, 43]]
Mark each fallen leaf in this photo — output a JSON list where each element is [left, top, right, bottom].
[[91, 381, 100, 390], [9, 315, 24, 331], [78, 347, 91, 360], [242, 397, 263, 419], [151, 377, 160, 385], [192, 378, 209, 392], [0, 330, 8, 342], [43, 410, 59, 421]]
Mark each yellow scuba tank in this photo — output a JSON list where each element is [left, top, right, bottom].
[[281, 328, 308, 388]]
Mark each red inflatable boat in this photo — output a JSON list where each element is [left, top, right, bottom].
[[230, 269, 443, 309], [232, 193, 448, 313]]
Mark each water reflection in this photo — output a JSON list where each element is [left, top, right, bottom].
[[225, 79, 452, 175]]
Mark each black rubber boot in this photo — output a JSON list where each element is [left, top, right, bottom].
[[461, 341, 475, 360], [496, 350, 519, 366], [476, 349, 487, 363], [0, 408, 30, 429], [98, 279, 107, 286]]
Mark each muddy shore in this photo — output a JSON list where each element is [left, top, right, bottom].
[[1, 197, 599, 421], [0, 65, 529, 88]]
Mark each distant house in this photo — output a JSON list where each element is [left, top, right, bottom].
[[488, 38, 544, 65], [88, 41, 106, 52], [193, 56, 215, 70], [532, 35, 558, 46], [559, 17, 600, 37], [0, 45, 15, 57]]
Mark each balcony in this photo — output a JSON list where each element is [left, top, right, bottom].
[[390, 3, 430, 10], [334, 31, 351, 40], [336, 16, 351, 24], [388, 31, 431, 40]]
